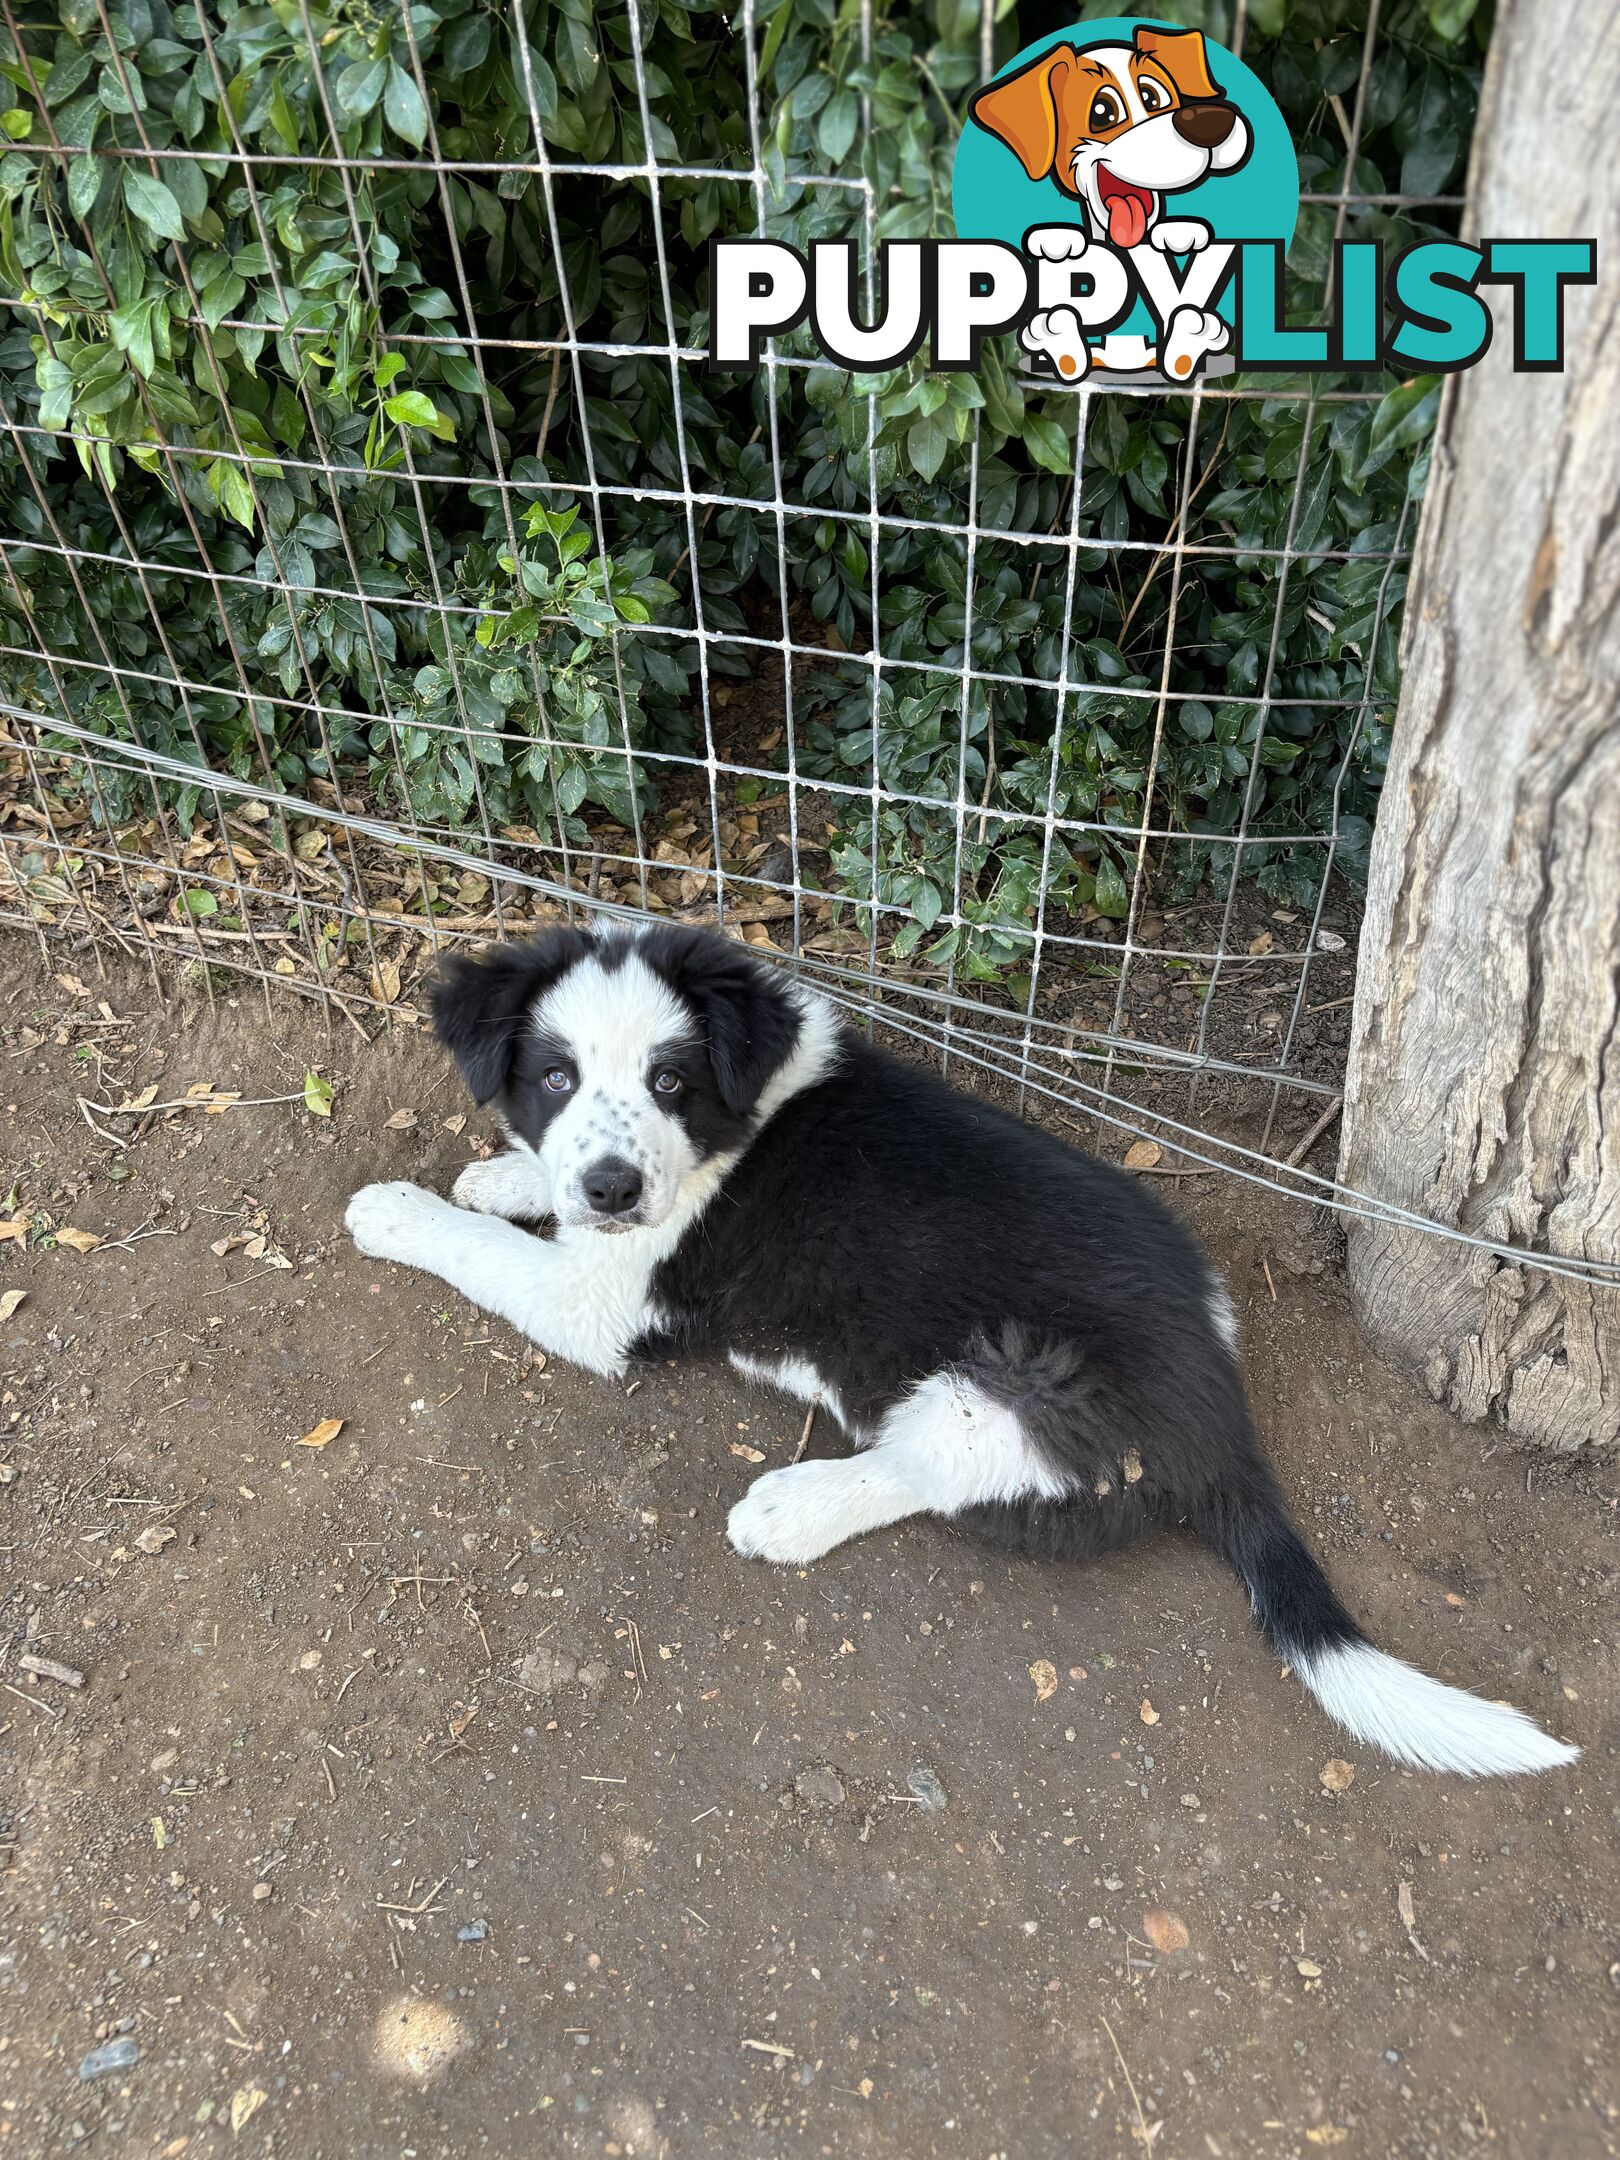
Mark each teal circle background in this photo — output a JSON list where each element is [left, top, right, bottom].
[[951, 14, 1299, 341]]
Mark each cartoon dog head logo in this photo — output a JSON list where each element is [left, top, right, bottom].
[[954, 17, 1292, 387], [968, 28, 1251, 251]]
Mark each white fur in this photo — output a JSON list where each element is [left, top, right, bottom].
[[1293, 1641, 1579, 1778], [728, 1351, 850, 1433], [1207, 1279, 1239, 1352], [347, 972, 845, 1375], [451, 1147, 553, 1220], [728, 1371, 1066, 1564], [529, 950, 703, 1230]]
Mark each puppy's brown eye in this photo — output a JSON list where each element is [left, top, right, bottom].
[[1088, 87, 1124, 130], [653, 1070, 682, 1096], [1139, 77, 1168, 113], [544, 1068, 572, 1093]]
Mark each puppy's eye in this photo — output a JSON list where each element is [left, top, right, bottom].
[[544, 1068, 572, 1093], [653, 1070, 683, 1097], [1088, 87, 1124, 130], [1138, 76, 1169, 113]]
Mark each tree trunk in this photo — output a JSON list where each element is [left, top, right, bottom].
[[1337, 0, 1620, 1451]]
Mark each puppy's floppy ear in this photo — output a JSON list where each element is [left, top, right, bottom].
[[1134, 26, 1222, 103], [431, 929, 594, 1103], [968, 43, 1076, 183], [647, 930, 802, 1117]]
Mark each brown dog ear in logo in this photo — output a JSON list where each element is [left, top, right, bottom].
[[1133, 25, 1222, 103], [968, 42, 1076, 182]]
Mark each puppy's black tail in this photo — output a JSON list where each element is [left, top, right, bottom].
[[1190, 1478, 1578, 1777]]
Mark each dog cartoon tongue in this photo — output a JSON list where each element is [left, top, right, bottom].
[[1099, 174, 1151, 250]]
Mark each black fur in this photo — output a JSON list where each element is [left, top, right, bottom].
[[465, 927, 1365, 1670]]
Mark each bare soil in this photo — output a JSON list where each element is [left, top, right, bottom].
[[0, 941, 1615, 2160]]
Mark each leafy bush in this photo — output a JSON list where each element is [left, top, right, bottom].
[[0, 0, 1483, 973]]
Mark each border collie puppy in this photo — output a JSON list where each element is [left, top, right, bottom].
[[345, 924, 1576, 1778]]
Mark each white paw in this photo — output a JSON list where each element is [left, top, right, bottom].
[[1019, 306, 1090, 383], [451, 1154, 549, 1220], [728, 1458, 896, 1565], [1160, 305, 1229, 382], [1149, 218, 1211, 255], [1025, 223, 1090, 262], [345, 1180, 451, 1265]]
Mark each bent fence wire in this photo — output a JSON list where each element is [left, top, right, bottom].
[[0, 0, 1611, 1292]]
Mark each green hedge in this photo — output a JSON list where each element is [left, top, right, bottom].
[[0, 0, 1485, 977]]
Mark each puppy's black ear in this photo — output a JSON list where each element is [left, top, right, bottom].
[[648, 929, 802, 1116], [431, 929, 594, 1103]]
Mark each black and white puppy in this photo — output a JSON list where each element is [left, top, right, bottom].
[[345, 924, 1576, 1778]]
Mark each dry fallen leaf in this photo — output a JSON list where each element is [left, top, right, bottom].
[[1444, 1591, 1466, 1608], [1248, 930, 1274, 955], [203, 1092, 242, 1116], [0, 1289, 25, 1323], [117, 1085, 158, 1114], [1305, 2130, 1347, 2147], [384, 1107, 418, 1130], [729, 1441, 766, 1464], [1121, 1446, 1144, 1485], [1139, 1697, 1160, 1725], [444, 1113, 468, 1136], [371, 960, 402, 1005], [55, 1227, 101, 1254], [1297, 1957, 1322, 1978], [1028, 1659, 1058, 1703], [229, 2084, 267, 2134], [1123, 1139, 1162, 1171], [0, 1218, 29, 1246], [299, 1418, 345, 1450], [1142, 1908, 1190, 1953], [135, 1523, 176, 1556], [1319, 1758, 1356, 1792]]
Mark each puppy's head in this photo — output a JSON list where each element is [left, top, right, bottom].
[[432, 925, 805, 1233], [969, 28, 1250, 248]]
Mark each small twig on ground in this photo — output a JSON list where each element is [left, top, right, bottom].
[[1285, 1094, 1343, 1169], [1099, 2012, 1159, 2150], [18, 1653, 84, 1689], [792, 1400, 817, 1464]]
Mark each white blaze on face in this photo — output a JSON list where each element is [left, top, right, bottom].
[[1068, 47, 1221, 249], [531, 951, 702, 1229]]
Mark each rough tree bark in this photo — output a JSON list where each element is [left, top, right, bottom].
[[1337, 0, 1620, 1451]]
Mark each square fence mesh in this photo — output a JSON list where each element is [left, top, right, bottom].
[[0, 0, 1453, 1202]]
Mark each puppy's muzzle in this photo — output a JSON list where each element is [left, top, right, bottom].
[[1172, 101, 1238, 149], [582, 1154, 644, 1220]]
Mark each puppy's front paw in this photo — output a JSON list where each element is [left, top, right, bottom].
[[729, 1460, 875, 1566], [345, 1180, 448, 1265], [451, 1154, 547, 1220]]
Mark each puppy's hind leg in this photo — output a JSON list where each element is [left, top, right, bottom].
[[728, 1367, 1069, 1566]]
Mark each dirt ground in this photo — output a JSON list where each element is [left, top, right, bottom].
[[0, 940, 1615, 2160]]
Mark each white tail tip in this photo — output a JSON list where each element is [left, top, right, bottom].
[[1293, 1641, 1580, 1777]]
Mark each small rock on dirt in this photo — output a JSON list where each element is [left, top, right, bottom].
[[794, 1765, 845, 1807], [79, 2038, 139, 2080], [906, 1762, 948, 1812], [517, 1644, 577, 1692]]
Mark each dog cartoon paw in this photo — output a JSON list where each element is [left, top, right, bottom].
[[728, 1461, 873, 1566], [1019, 306, 1091, 383], [1148, 218, 1213, 256], [1160, 305, 1230, 382], [1024, 224, 1092, 263], [345, 1180, 448, 1265]]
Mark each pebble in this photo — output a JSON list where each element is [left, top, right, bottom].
[[79, 2038, 139, 2081], [906, 1763, 948, 1812], [794, 1765, 846, 1807], [458, 1918, 488, 1943]]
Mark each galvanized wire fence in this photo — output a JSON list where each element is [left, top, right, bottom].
[[5, 0, 1609, 1287]]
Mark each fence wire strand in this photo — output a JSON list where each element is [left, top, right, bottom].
[[5, 0, 1608, 1292]]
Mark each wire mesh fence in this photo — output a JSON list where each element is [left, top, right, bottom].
[[7, 0, 1608, 1287]]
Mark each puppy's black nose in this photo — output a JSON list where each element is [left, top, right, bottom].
[[1173, 102, 1237, 148], [583, 1156, 643, 1216]]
